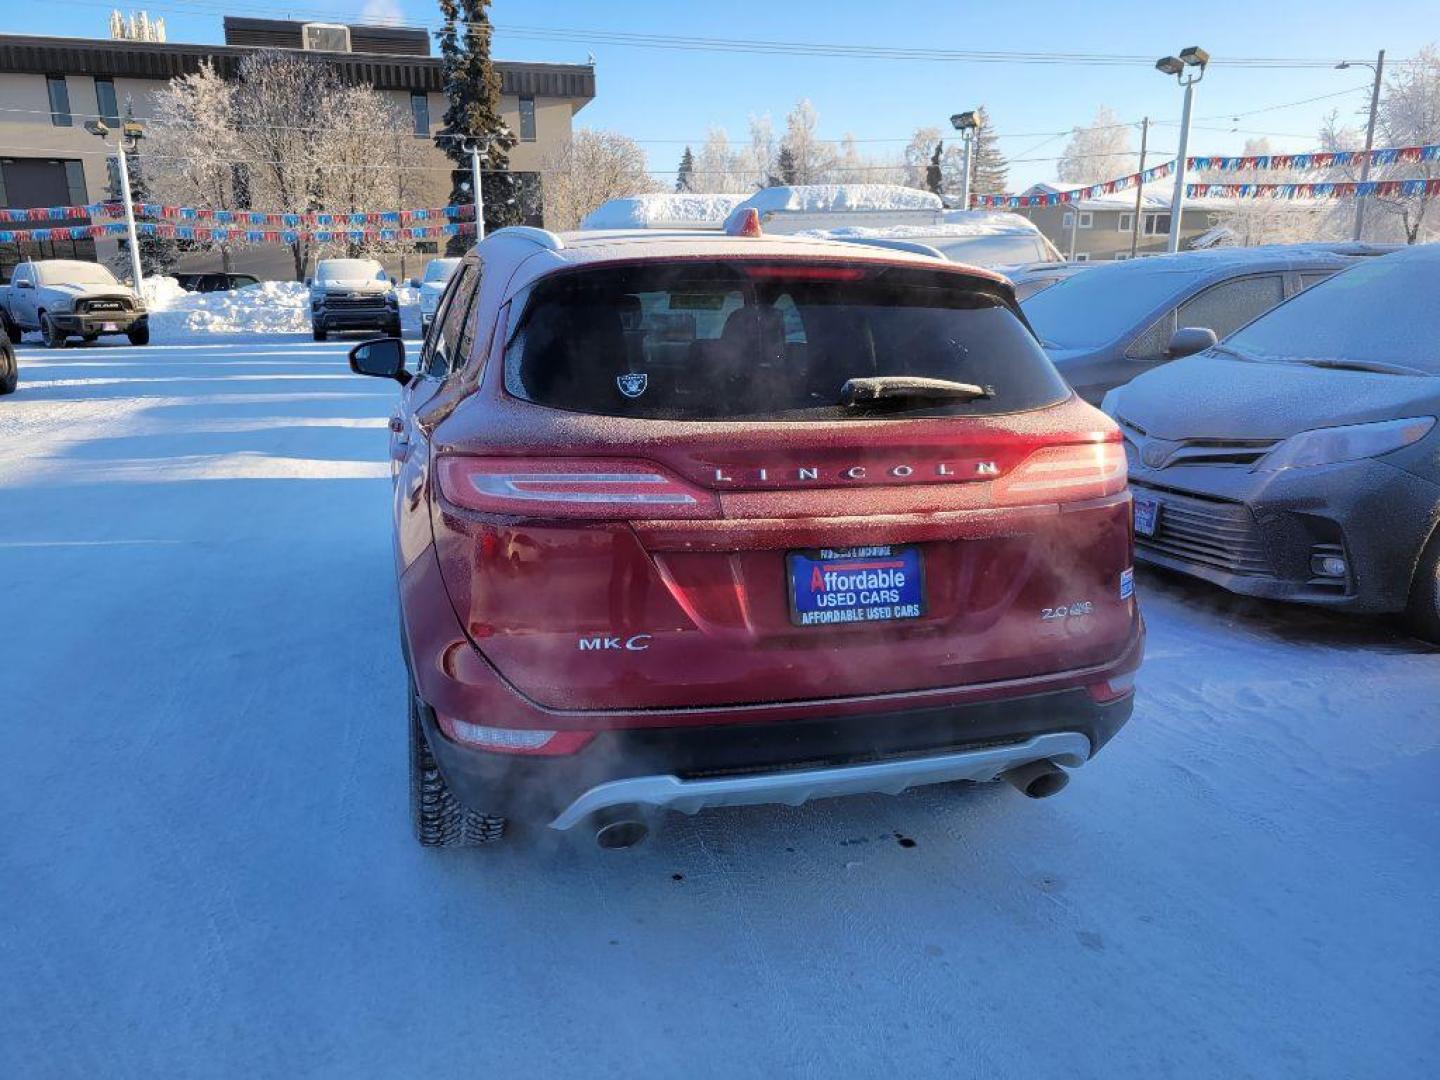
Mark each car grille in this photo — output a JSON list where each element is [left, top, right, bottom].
[[324, 292, 389, 310], [1132, 483, 1274, 576], [1119, 417, 1278, 469], [79, 296, 133, 314]]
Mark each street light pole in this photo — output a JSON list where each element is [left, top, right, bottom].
[[86, 119, 145, 290], [113, 136, 145, 291], [467, 140, 487, 241], [1349, 50, 1386, 241], [1156, 47, 1209, 255], [949, 110, 981, 209]]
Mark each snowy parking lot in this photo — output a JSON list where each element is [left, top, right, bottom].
[[1, 338, 1437, 1078]]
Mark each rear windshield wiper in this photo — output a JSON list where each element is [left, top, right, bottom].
[[841, 376, 993, 409], [1289, 357, 1429, 377]]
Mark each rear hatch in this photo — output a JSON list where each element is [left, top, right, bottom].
[[429, 257, 1134, 711]]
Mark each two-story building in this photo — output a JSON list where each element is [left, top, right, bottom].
[[0, 17, 595, 279]]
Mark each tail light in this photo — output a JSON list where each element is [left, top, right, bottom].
[[436, 456, 721, 520], [992, 440, 1127, 506], [438, 714, 594, 756]]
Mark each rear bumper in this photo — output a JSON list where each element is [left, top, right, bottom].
[[1129, 458, 1438, 613], [417, 677, 1136, 827]]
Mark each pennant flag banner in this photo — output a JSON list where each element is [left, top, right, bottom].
[[0, 220, 477, 244], [972, 161, 1174, 209], [1187, 143, 1440, 173], [1186, 178, 1440, 201], [0, 202, 478, 226]]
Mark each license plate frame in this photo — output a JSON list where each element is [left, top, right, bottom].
[[786, 545, 925, 628], [1134, 497, 1161, 537], [101, 322, 119, 332]]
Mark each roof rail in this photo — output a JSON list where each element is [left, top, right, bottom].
[[487, 226, 565, 251]]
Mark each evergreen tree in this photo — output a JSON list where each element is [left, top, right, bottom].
[[434, 0, 536, 245], [970, 106, 1010, 196], [926, 141, 944, 194], [776, 146, 798, 185], [108, 104, 178, 278], [675, 146, 696, 193]]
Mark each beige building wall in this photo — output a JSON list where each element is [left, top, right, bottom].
[[3, 71, 584, 278]]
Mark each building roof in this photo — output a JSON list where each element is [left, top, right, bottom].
[[0, 31, 595, 101]]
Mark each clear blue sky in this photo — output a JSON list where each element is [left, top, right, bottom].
[[9, 0, 1433, 188]]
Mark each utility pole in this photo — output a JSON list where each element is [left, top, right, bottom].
[[1130, 117, 1149, 258], [1156, 47, 1209, 254], [1352, 49, 1385, 241], [1067, 200, 1080, 261], [949, 110, 980, 209]]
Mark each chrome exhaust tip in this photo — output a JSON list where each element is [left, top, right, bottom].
[[592, 807, 650, 849], [1001, 759, 1070, 799]]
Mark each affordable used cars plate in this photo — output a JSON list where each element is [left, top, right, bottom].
[[786, 545, 924, 627]]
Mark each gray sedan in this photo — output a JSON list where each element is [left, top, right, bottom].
[[1021, 244, 1396, 404]]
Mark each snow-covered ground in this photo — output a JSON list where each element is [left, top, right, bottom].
[[1, 339, 1437, 1078]]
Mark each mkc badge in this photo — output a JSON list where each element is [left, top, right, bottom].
[[616, 372, 648, 398]]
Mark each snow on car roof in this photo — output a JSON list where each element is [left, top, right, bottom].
[[730, 184, 945, 216], [479, 226, 1008, 296], [795, 211, 1044, 242], [580, 193, 749, 230]]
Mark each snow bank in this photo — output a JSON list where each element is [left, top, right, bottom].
[[581, 193, 748, 230], [735, 184, 944, 215], [139, 276, 421, 341]]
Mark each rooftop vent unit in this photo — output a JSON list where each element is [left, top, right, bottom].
[[302, 23, 351, 53]]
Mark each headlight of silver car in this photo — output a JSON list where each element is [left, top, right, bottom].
[[1252, 416, 1436, 472]]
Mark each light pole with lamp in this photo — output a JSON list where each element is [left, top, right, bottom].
[[949, 110, 981, 209], [1155, 46, 1208, 254], [84, 118, 145, 290], [1336, 51, 1386, 241]]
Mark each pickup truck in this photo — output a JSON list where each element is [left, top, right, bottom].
[[0, 260, 149, 347], [308, 258, 400, 342]]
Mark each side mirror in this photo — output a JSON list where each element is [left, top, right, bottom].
[[389, 276, 398, 286], [1168, 326, 1218, 359], [409, 277, 421, 289], [304, 277, 312, 287], [349, 337, 411, 385]]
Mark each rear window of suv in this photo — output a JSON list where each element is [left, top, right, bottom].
[[504, 261, 1068, 420]]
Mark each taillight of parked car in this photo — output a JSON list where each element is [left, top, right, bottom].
[[991, 438, 1127, 506], [436, 456, 722, 520]]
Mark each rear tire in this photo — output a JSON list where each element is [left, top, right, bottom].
[[1405, 528, 1440, 644], [0, 347, 16, 395], [312, 326, 328, 342], [40, 313, 66, 349], [0, 310, 18, 341], [126, 324, 149, 346], [409, 681, 507, 847]]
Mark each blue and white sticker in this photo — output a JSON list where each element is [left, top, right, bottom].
[[1119, 567, 1135, 600]]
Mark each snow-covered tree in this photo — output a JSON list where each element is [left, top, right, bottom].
[[231, 50, 338, 279], [832, 134, 868, 184], [694, 126, 749, 193], [775, 146, 798, 185], [542, 129, 658, 230], [147, 60, 244, 270], [1056, 106, 1137, 186], [903, 126, 943, 189], [675, 146, 696, 193], [780, 99, 837, 185], [435, 0, 537, 239], [1322, 47, 1440, 243], [970, 107, 1010, 196], [314, 85, 447, 261]]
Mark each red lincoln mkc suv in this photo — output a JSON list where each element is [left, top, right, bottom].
[[348, 215, 1144, 849]]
